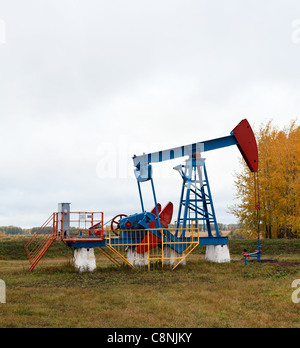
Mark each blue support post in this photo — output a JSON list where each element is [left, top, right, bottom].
[[137, 181, 145, 213], [175, 157, 219, 239], [203, 163, 220, 237], [150, 176, 161, 226]]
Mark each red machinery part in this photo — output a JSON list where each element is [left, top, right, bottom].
[[88, 221, 104, 239], [150, 203, 161, 216], [159, 202, 173, 228], [232, 119, 258, 173], [111, 214, 128, 234], [136, 202, 173, 254], [136, 233, 161, 254], [94, 229, 103, 238], [148, 221, 156, 229]]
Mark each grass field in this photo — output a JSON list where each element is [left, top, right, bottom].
[[0, 237, 299, 328]]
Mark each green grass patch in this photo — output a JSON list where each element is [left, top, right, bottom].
[[0, 236, 69, 260], [0, 236, 299, 328]]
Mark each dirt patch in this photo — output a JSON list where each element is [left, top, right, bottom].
[[275, 261, 300, 267]]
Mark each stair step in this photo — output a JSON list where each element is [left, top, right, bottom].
[[25, 213, 56, 271]]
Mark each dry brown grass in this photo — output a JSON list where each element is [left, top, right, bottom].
[[0, 247, 299, 328]]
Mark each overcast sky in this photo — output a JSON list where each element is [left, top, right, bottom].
[[0, 0, 299, 228]]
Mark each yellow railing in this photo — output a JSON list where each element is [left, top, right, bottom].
[[25, 213, 218, 271], [104, 227, 201, 271]]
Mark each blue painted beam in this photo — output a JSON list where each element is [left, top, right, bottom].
[[66, 240, 106, 249], [199, 237, 228, 245], [66, 237, 228, 254], [203, 135, 238, 152]]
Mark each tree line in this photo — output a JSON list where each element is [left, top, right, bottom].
[[1, 223, 242, 236], [0, 226, 42, 236], [230, 120, 299, 239]]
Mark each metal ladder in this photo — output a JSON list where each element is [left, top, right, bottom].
[[24, 213, 57, 271]]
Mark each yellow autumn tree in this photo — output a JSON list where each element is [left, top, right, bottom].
[[230, 120, 300, 238]]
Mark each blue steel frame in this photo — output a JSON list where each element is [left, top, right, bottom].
[[66, 236, 228, 253], [65, 156, 229, 253], [175, 158, 220, 239], [67, 134, 238, 251], [136, 165, 161, 226]]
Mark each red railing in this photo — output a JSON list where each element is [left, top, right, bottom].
[[25, 213, 56, 271], [59, 212, 104, 241], [25, 211, 104, 271]]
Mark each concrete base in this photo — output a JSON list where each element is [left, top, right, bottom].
[[0, 279, 5, 304], [205, 245, 230, 263], [163, 245, 186, 267], [127, 247, 148, 268], [73, 248, 97, 272]]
